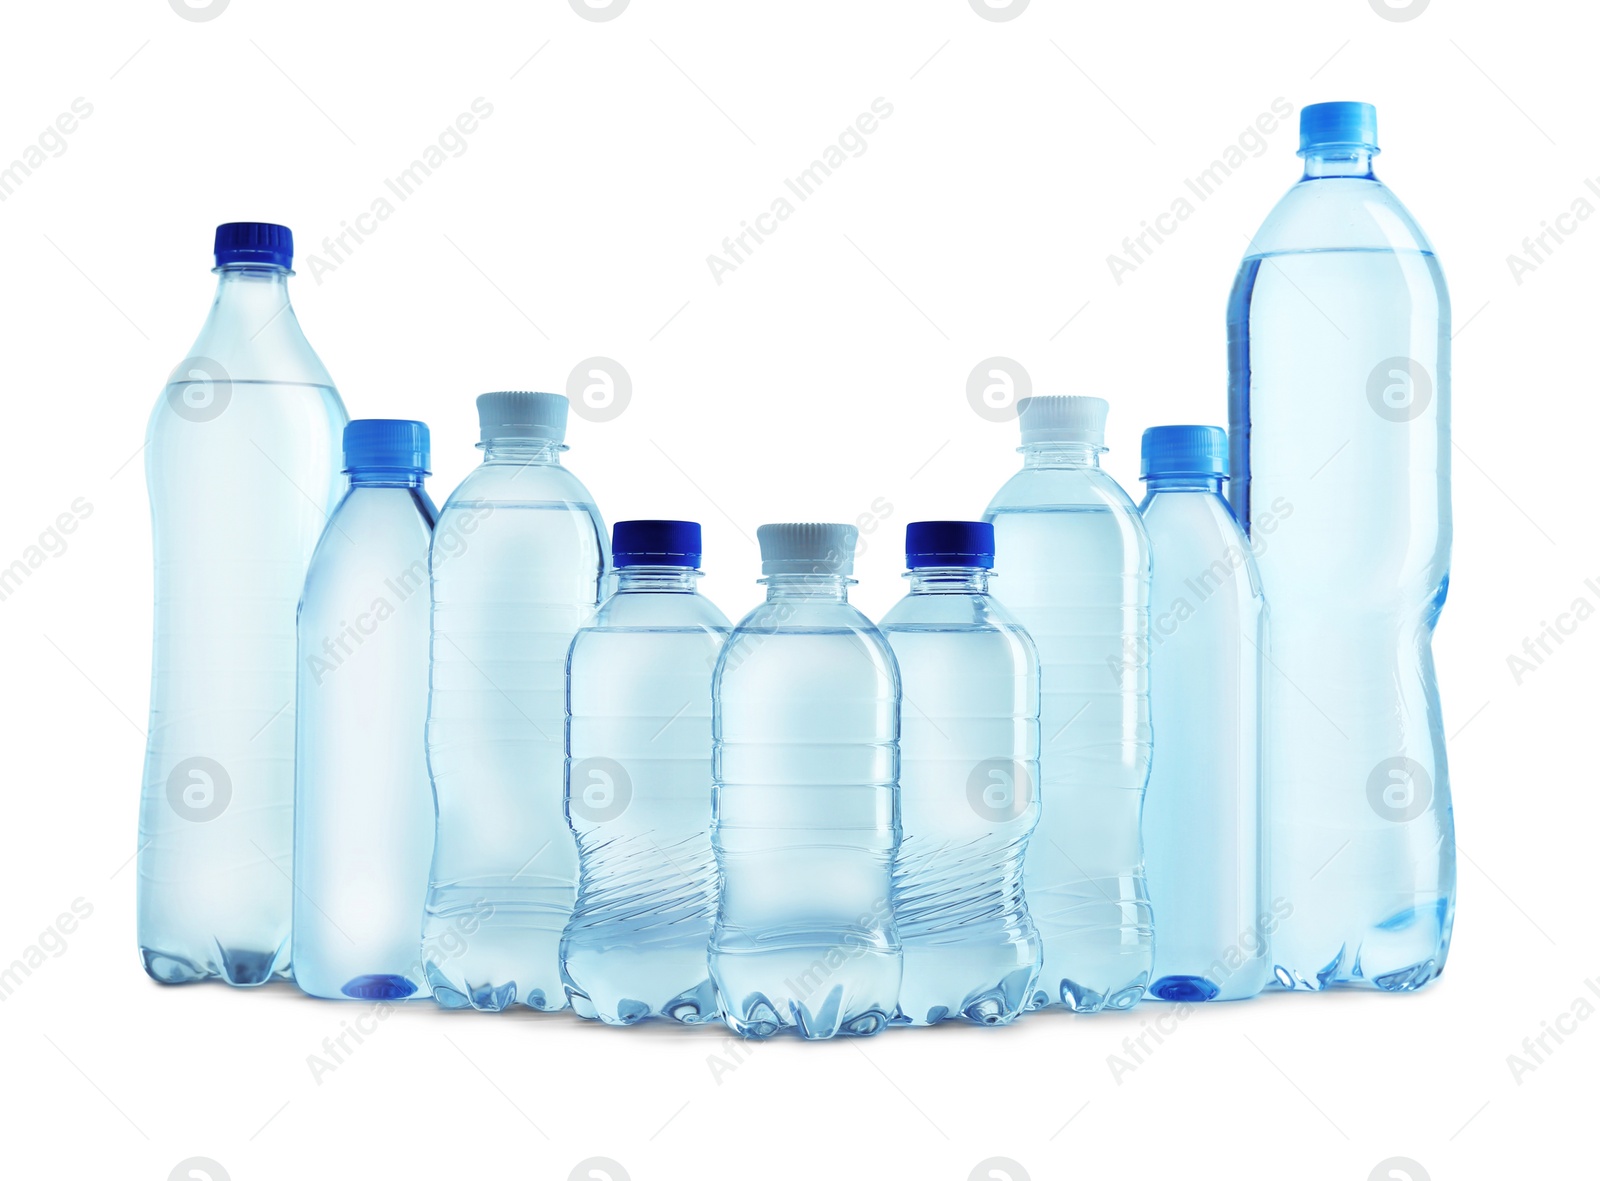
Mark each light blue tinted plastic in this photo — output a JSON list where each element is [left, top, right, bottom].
[[880, 566, 1041, 1026], [984, 440, 1153, 1011], [1139, 473, 1269, 1002], [1228, 130, 1455, 990], [423, 439, 608, 1010], [292, 474, 437, 1000], [561, 566, 730, 1025], [139, 261, 347, 986], [710, 573, 902, 1038]]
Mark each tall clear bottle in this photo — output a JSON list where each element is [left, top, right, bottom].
[[984, 395, 1153, 1012], [710, 523, 902, 1039], [293, 420, 437, 1000], [562, 520, 728, 1025], [1138, 427, 1269, 1003], [1229, 101, 1454, 990], [424, 392, 607, 1011], [879, 521, 1041, 1026], [140, 222, 347, 986]]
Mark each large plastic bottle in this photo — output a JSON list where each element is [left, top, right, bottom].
[[1138, 426, 1269, 1003], [983, 395, 1153, 1012], [292, 420, 437, 1000], [561, 520, 728, 1025], [879, 521, 1041, 1026], [139, 222, 347, 986], [1229, 101, 1455, 990], [423, 392, 608, 1011], [710, 523, 902, 1039]]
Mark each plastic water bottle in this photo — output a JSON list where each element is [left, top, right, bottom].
[[1138, 427, 1269, 1002], [293, 421, 437, 1000], [139, 223, 347, 986], [561, 520, 728, 1025], [879, 521, 1041, 1026], [984, 396, 1153, 1012], [423, 392, 608, 1011], [710, 523, 902, 1039], [1229, 102, 1455, 990]]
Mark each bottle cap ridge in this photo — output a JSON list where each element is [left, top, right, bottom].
[[476, 391, 568, 444], [214, 222, 293, 269], [1017, 395, 1109, 447], [343, 419, 430, 476], [757, 523, 858, 576], [1141, 424, 1229, 480], [905, 521, 995, 569], [614, 520, 702, 569], [1299, 101, 1378, 155]]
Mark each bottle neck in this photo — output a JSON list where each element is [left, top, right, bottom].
[[347, 470, 427, 489], [480, 439, 564, 466], [762, 572, 852, 601], [906, 566, 990, 594], [1302, 148, 1376, 180], [1143, 474, 1224, 495], [212, 264, 293, 323], [1022, 441, 1103, 469], [615, 566, 701, 593]]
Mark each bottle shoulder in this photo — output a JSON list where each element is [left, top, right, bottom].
[[1140, 489, 1247, 542], [587, 590, 733, 632], [721, 598, 897, 670], [986, 463, 1145, 516], [986, 466, 1152, 571], [1247, 175, 1437, 258], [303, 487, 434, 598], [439, 459, 602, 512], [879, 589, 1027, 634], [326, 485, 437, 533], [1141, 491, 1264, 600], [879, 592, 1039, 666], [179, 290, 338, 390]]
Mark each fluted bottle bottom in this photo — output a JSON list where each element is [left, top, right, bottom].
[[140, 941, 290, 987]]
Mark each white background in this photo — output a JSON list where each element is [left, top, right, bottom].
[[0, 0, 1593, 1178]]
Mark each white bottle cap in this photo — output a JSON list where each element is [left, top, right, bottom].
[[477, 391, 568, 444], [1017, 395, 1109, 447], [757, 522, 858, 576]]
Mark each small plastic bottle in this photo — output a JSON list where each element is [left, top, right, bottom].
[[561, 520, 729, 1025], [710, 523, 902, 1039], [293, 420, 437, 1001], [423, 392, 607, 1011], [1139, 426, 1269, 1002], [879, 521, 1041, 1026], [984, 396, 1154, 1011]]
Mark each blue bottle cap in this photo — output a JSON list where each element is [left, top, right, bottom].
[[905, 521, 995, 569], [613, 520, 702, 568], [214, 222, 293, 269], [1141, 425, 1229, 480], [343, 419, 430, 476], [1298, 101, 1378, 155]]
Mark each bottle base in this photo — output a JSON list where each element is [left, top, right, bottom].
[[894, 965, 1039, 1027], [1029, 971, 1149, 1013], [1268, 900, 1452, 992], [566, 976, 720, 1027], [423, 959, 569, 1012], [1269, 955, 1445, 993], [140, 943, 290, 987], [720, 995, 894, 1040], [341, 974, 418, 1001]]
